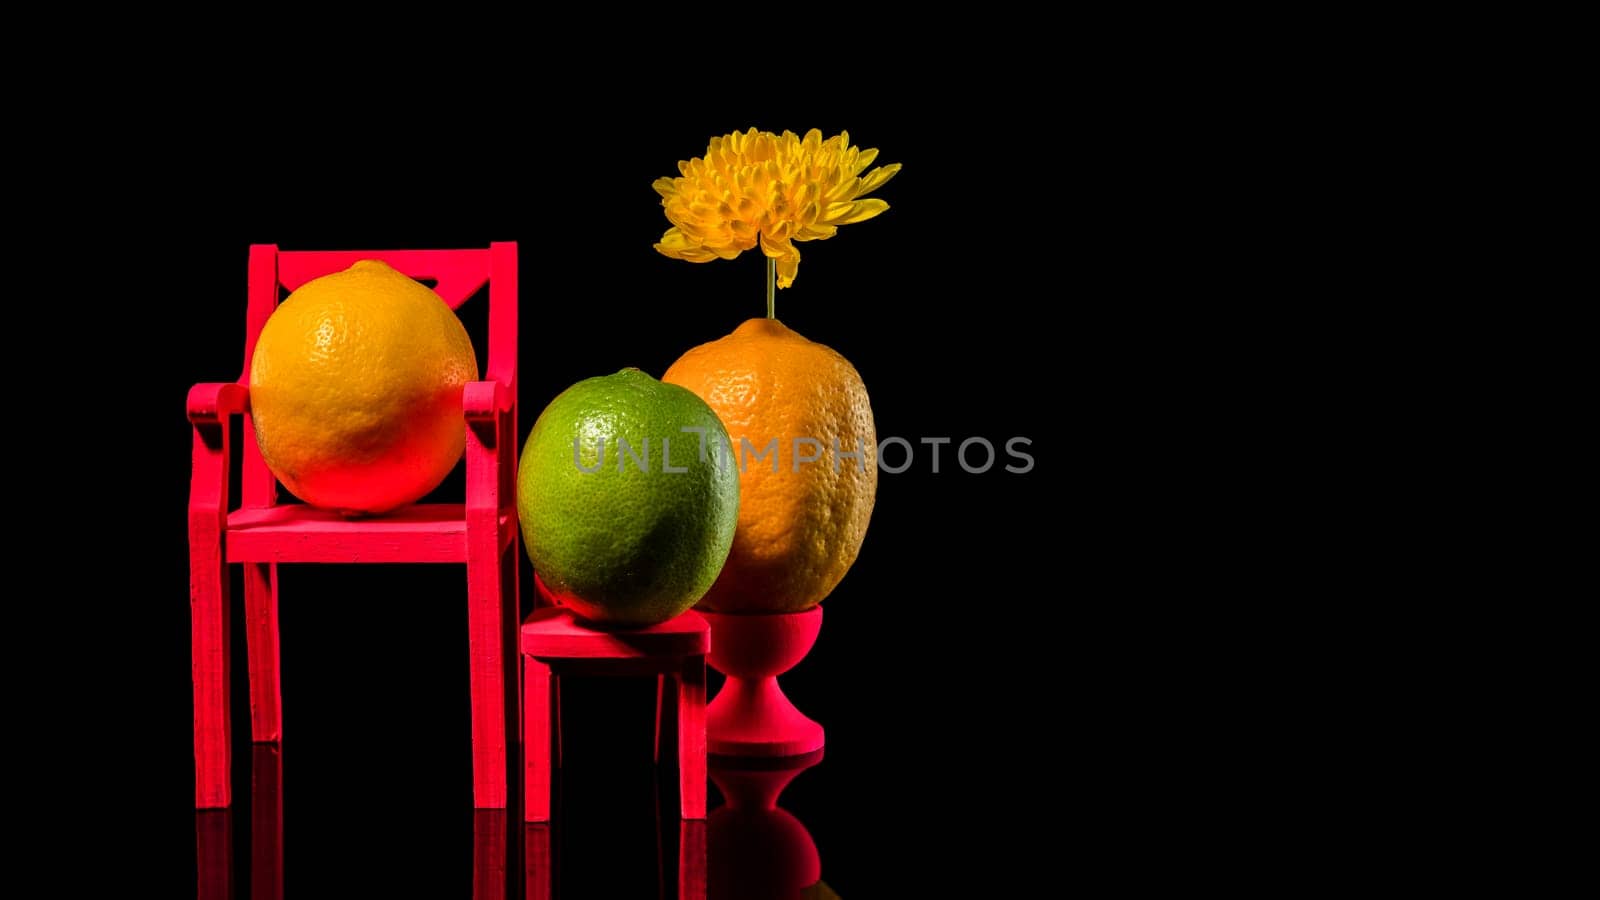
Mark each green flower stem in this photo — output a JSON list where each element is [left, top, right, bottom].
[[766, 256, 776, 319]]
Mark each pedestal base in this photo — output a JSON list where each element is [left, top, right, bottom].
[[706, 676, 825, 757]]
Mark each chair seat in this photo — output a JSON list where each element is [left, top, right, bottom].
[[227, 503, 514, 563], [522, 607, 710, 659]]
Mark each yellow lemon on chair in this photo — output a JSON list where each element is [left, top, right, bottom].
[[248, 260, 478, 514]]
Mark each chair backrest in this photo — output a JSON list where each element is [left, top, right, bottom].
[[237, 243, 518, 508]]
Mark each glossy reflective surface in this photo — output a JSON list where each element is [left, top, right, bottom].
[[191, 744, 840, 898]]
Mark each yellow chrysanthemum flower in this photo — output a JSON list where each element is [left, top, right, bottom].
[[653, 128, 901, 289]]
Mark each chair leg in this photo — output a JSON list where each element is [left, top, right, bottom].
[[677, 655, 707, 819], [190, 525, 231, 808], [525, 658, 553, 823], [502, 541, 521, 782], [468, 533, 508, 808], [245, 562, 282, 743]]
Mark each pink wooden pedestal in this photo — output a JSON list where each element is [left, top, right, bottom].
[[698, 608, 825, 757], [521, 606, 710, 823]]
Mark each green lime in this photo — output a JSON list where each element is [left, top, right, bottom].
[[517, 368, 739, 626]]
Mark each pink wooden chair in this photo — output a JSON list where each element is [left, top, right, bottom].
[[188, 242, 520, 809]]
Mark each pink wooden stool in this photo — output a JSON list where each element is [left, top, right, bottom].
[[522, 605, 710, 823], [188, 243, 520, 809]]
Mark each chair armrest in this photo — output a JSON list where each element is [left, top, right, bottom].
[[463, 380, 510, 424], [188, 383, 249, 425], [189, 383, 248, 515]]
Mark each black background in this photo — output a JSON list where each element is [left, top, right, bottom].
[[101, 102, 1092, 897]]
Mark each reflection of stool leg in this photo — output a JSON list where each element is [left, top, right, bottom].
[[525, 659, 553, 823], [525, 824, 553, 900], [678, 656, 707, 819]]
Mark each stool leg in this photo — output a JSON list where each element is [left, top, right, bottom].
[[654, 674, 665, 764], [244, 562, 282, 743], [525, 658, 553, 823], [677, 656, 707, 819]]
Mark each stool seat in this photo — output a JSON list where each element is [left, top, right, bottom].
[[521, 607, 710, 659]]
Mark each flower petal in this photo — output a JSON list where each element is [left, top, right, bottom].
[[830, 198, 889, 225], [795, 223, 838, 241], [824, 177, 860, 204], [656, 227, 692, 250], [758, 230, 793, 259], [776, 250, 799, 288], [855, 163, 901, 196], [655, 229, 718, 262]]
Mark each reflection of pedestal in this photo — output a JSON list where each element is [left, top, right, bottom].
[[699, 608, 825, 757], [708, 750, 824, 899]]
